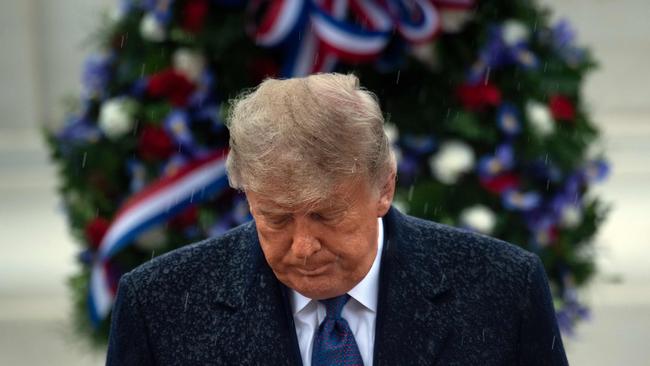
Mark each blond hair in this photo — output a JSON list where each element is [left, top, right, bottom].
[[225, 73, 395, 207]]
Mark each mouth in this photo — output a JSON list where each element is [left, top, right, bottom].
[[295, 263, 331, 276]]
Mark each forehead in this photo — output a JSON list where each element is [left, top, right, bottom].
[[248, 177, 372, 214]]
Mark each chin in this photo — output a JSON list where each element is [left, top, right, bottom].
[[287, 275, 350, 300]]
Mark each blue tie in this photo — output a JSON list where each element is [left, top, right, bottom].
[[311, 294, 364, 366]]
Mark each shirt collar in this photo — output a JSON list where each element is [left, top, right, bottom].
[[290, 217, 384, 314]]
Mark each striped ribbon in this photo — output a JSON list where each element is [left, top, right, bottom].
[[250, 0, 455, 77], [88, 150, 230, 325]]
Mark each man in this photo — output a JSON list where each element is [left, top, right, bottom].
[[107, 73, 569, 365]]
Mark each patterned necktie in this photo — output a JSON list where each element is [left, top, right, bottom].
[[311, 294, 364, 366]]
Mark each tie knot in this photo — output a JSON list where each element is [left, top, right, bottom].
[[319, 294, 350, 319]]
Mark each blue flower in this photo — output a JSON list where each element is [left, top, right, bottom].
[[582, 160, 609, 183], [502, 189, 541, 211], [143, 0, 175, 24], [478, 144, 514, 177], [400, 134, 436, 156], [127, 159, 147, 193], [77, 249, 95, 265], [396, 152, 420, 183], [58, 115, 102, 145], [81, 52, 114, 99], [496, 103, 521, 136], [508, 45, 539, 69], [552, 19, 577, 50], [165, 110, 194, 145], [468, 23, 539, 82], [188, 70, 218, 108], [161, 153, 189, 177]]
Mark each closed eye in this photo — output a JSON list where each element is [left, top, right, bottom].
[[310, 212, 340, 224], [267, 215, 291, 227]]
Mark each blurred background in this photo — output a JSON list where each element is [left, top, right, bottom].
[[1, 0, 649, 364]]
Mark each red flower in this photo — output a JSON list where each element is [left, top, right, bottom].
[[85, 217, 111, 249], [456, 82, 502, 111], [138, 125, 175, 161], [549, 95, 576, 121], [182, 0, 209, 34], [169, 205, 198, 229], [480, 173, 520, 194], [147, 69, 195, 106]]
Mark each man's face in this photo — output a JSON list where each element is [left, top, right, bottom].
[[246, 177, 393, 299]]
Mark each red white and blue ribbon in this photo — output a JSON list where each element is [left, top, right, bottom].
[[250, 0, 447, 77], [88, 150, 229, 324], [251, 0, 308, 46]]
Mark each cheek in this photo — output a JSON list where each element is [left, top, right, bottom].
[[257, 229, 291, 263], [333, 223, 376, 260]]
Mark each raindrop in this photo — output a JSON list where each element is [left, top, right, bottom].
[[184, 292, 189, 312], [151, 250, 156, 260], [423, 202, 429, 214], [543, 62, 548, 73], [396, 70, 401, 85], [140, 63, 146, 77], [483, 67, 491, 85], [81, 152, 87, 168], [546, 180, 550, 191], [408, 185, 415, 201]]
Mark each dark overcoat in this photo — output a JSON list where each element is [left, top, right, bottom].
[[107, 207, 569, 365]]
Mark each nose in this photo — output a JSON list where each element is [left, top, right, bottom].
[[291, 217, 321, 260]]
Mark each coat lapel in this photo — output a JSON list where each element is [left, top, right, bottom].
[[373, 208, 454, 366], [208, 222, 302, 365]]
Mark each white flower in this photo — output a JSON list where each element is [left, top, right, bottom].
[[460, 205, 496, 234], [429, 140, 475, 184], [98, 97, 136, 139], [502, 20, 529, 46], [440, 9, 474, 34], [140, 13, 166, 42], [526, 101, 555, 136], [560, 205, 582, 228], [134, 225, 167, 251], [173, 48, 206, 82]]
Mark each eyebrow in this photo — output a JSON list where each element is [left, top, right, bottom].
[[258, 208, 290, 217]]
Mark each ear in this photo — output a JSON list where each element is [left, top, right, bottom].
[[376, 167, 396, 217]]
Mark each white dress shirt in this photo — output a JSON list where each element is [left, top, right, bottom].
[[290, 217, 383, 366]]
